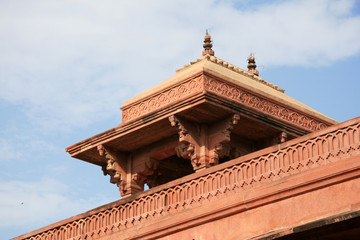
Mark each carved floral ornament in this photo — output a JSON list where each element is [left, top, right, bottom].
[[122, 75, 330, 132]]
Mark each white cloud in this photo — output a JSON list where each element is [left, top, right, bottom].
[[0, 0, 359, 132], [327, 0, 355, 16], [0, 138, 22, 162], [0, 136, 59, 164], [215, 0, 360, 66], [0, 178, 113, 230]]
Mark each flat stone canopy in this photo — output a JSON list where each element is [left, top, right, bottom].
[[66, 36, 337, 197]]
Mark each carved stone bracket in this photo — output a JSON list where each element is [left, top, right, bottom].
[[170, 114, 240, 171], [97, 145, 128, 196], [280, 131, 288, 143], [211, 142, 231, 165], [132, 157, 160, 189], [169, 115, 201, 169], [209, 114, 240, 165], [270, 131, 288, 145], [97, 144, 162, 197]]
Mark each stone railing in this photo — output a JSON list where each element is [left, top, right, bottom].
[[21, 118, 360, 240]]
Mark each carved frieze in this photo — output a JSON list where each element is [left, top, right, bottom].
[[122, 75, 204, 122], [122, 74, 330, 132], [203, 77, 329, 132]]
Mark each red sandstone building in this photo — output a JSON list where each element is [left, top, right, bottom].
[[14, 34, 360, 239]]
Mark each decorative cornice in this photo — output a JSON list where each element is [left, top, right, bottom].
[[122, 74, 331, 132], [21, 117, 360, 240], [122, 74, 204, 122], [203, 75, 329, 132]]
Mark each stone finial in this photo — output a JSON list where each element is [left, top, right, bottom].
[[247, 54, 259, 76], [202, 30, 214, 56]]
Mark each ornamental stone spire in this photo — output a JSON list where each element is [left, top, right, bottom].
[[202, 30, 214, 56], [247, 54, 259, 76]]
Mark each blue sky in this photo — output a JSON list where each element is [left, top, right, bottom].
[[1, 0, 360, 239]]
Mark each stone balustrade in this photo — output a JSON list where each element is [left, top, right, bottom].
[[20, 117, 360, 240]]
